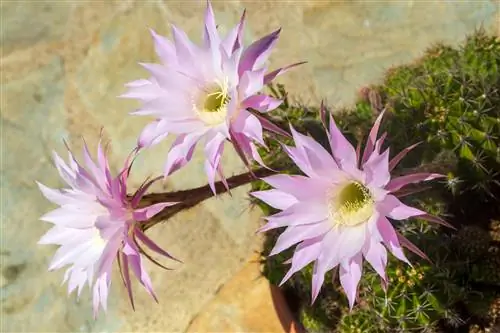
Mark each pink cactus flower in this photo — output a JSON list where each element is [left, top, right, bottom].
[[121, 1, 303, 193], [251, 107, 452, 309], [37, 140, 178, 317]]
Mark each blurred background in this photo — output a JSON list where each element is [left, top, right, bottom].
[[1, 0, 498, 332]]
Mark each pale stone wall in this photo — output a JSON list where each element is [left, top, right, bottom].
[[1, 1, 498, 332]]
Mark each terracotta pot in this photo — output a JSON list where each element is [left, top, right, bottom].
[[270, 285, 307, 333]]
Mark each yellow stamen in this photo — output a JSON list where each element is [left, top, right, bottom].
[[327, 181, 374, 227], [194, 77, 231, 126]]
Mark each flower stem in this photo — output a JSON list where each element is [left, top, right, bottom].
[[139, 167, 275, 232]]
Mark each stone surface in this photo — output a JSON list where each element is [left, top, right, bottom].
[[0, 0, 498, 332], [186, 255, 292, 333]]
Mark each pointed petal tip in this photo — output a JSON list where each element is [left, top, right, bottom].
[[278, 276, 289, 287], [310, 292, 320, 306], [117, 93, 130, 99]]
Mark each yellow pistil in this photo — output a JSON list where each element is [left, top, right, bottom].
[[327, 181, 374, 227], [194, 78, 231, 126]]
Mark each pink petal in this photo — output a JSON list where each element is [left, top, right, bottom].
[[203, 0, 219, 47], [136, 119, 170, 149], [150, 29, 177, 66], [311, 257, 327, 304], [125, 79, 151, 88], [397, 232, 431, 262], [203, 131, 226, 194], [92, 277, 101, 318], [325, 223, 368, 266], [96, 231, 122, 277], [280, 236, 322, 286], [95, 216, 122, 240], [288, 125, 339, 179], [250, 112, 291, 138], [250, 189, 298, 210], [363, 148, 391, 188], [362, 237, 387, 281], [249, 141, 271, 170], [164, 132, 202, 177], [171, 24, 198, 66], [386, 173, 445, 192], [238, 28, 281, 75], [221, 46, 241, 86], [389, 142, 422, 171], [130, 176, 163, 208], [82, 140, 107, 191], [316, 227, 342, 272], [232, 110, 265, 146], [261, 174, 329, 201], [229, 129, 254, 172], [376, 215, 410, 264], [416, 214, 455, 229], [239, 68, 265, 97], [361, 110, 386, 164], [52, 151, 77, 188], [139, 63, 176, 89], [122, 238, 158, 302], [263, 61, 307, 85], [38, 226, 91, 245], [40, 208, 96, 228], [339, 253, 363, 310], [202, 1, 222, 71], [241, 94, 282, 113], [120, 79, 163, 101], [377, 194, 425, 220], [48, 241, 95, 271], [259, 202, 328, 232], [280, 143, 314, 178], [36, 182, 75, 206], [120, 253, 135, 310], [133, 202, 177, 222], [98, 273, 110, 313], [269, 222, 331, 256], [67, 268, 87, 296], [96, 140, 108, 174], [327, 113, 358, 171], [216, 162, 230, 192], [221, 9, 246, 54], [131, 96, 192, 118], [134, 228, 181, 263]]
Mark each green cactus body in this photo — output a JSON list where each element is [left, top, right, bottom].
[[360, 261, 446, 331], [376, 30, 500, 200], [470, 246, 500, 287]]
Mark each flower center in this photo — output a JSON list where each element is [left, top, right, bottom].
[[194, 79, 231, 126], [204, 86, 229, 112], [327, 181, 374, 227]]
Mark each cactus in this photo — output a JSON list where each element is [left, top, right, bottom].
[[291, 264, 347, 330], [452, 225, 491, 262], [489, 220, 500, 241], [470, 245, 500, 287], [338, 309, 383, 333], [373, 29, 500, 201], [466, 295, 500, 333], [299, 309, 326, 333], [359, 260, 455, 332]]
